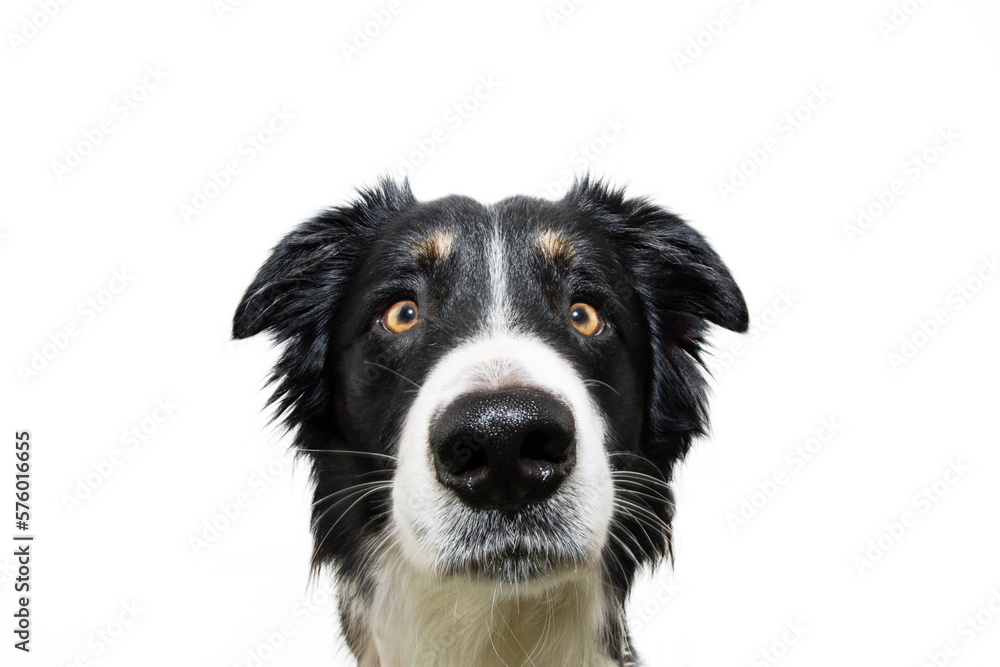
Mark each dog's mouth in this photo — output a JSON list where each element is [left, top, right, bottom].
[[431, 501, 597, 583], [459, 550, 581, 584]]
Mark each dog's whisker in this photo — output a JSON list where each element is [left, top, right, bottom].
[[352, 468, 398, 479], [296, 448, 398, 462], [612, 501, 661, 548], [362, 360, 422, 390], [612, 482, 673, 507], [608, 451, 670, 472], [361, 527, 398, 575], [313, 486, 393, 558], [610, 470, 670, 487], [583, 378, 620, 396], [311, 481, 392, 508], [487, 586, 509, 666], [613, 506, 673, 551], [615, 484, 671, 507], [611, 474, 672, 498], [614, 495, 672, 529], [610, 512, 650, 549], [610, 468, 671, 489], [614, 496, 672, 530], [603, 520, 644, 572]]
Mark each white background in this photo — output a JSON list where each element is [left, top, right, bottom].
[[2, 0, 999, 665]]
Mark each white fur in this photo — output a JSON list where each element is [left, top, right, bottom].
[[364, 540, 618, 667], [487, 221, 511, 331]]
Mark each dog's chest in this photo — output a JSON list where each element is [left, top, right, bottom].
[[360, 547, 617, 667]]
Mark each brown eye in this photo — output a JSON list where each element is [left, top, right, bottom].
[[383, 300, 419, 333], [569, 303, 604, 337]]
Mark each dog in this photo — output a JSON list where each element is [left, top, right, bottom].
[[232, 177, 748, 666]]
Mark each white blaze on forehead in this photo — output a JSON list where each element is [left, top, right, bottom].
[[486, 215, 510, 331]]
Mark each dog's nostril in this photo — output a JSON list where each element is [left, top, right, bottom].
[[438, 435, 489, 477], [520, 429, 571, 464], [430, 389, 576, 512]]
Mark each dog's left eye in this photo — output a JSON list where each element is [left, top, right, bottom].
[[382, 300, 419, 333], [569, 303, 605, 337]]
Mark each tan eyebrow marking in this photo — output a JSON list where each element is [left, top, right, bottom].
[[537, 229, 576, 264], [411, 229, 454, 264]]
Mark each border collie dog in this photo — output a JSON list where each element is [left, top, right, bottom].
[[233, 177, 748, 666]]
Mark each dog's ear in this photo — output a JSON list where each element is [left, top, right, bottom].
[[565, 177, 748, 334], [626, 214, 749, 335], [232, 178, 415, 426], [233, 178, 415, 340]]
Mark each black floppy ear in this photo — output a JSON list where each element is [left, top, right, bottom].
[[565, 177, 748, 334], [232, 178, 415, 340], [627, 212, 749, 334], [231, 178, 414, 426]]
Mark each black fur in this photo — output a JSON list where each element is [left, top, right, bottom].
[[233, 176, 747, 664]]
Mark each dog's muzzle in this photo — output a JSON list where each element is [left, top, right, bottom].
[[430, 389, 576, 514]]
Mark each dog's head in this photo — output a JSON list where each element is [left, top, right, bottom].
[[234, 178, 747, 592]]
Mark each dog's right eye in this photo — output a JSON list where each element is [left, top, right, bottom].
[[569, 302, 605, 337], [382, 300, 419, 333]]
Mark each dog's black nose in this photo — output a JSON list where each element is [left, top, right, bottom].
[[430, 389, 576, 513]]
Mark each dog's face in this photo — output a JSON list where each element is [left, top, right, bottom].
[[234, 179, 747, 596], [338, 194, 652, 584]]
